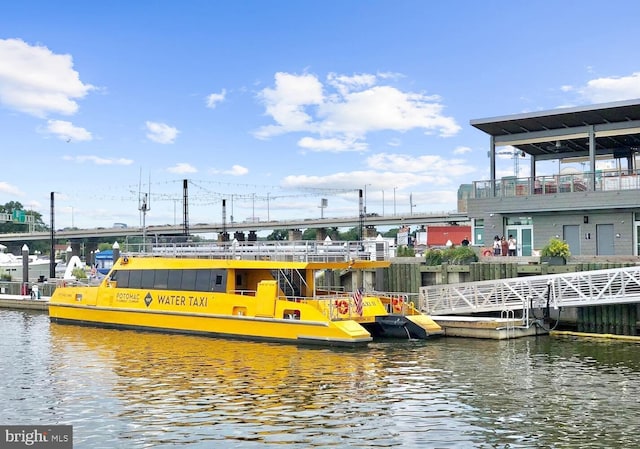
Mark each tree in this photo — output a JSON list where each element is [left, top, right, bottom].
[[0, 201, 47, 233], [266, 229, 288, 241]]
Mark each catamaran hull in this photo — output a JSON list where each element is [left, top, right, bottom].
[[48, 303, 372, 347], [363, 314, 445, 339]]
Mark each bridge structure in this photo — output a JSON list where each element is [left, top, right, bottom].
[[420, 266, 640, 322], [0, 211, 469, 244]]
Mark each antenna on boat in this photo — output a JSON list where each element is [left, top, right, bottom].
[[221, 198, 228, 242], [138, 170, 151, 252], [182, 179, 189, 237], [358, 189, 364, 241]]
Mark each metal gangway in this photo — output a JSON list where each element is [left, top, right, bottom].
[[420, 265, 640, 317]]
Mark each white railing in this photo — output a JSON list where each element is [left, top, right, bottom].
[[123, 240, 389, 262], [421, 266, 640, 315]]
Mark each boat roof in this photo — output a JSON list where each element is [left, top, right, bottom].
[[118, 240, 391, 269]]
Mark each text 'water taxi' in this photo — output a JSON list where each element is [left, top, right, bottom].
[[49, 240, 443, 346]]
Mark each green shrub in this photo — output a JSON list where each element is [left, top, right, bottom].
[[424, 246, 478, 265], [396, 245, 415, 257], [72, 267, 88, 279], [424, 248, 443, 265], [540, 238, 570, 258]]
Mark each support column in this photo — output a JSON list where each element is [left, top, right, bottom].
[[233, 231, 246, 242], [589, 125, 596, 191], [288, 229, 302, 241], [490, 135, 496, 196], [316, 228, 327, 241], [364, 226, 377, 238]]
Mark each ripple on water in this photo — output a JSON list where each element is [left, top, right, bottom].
[[2, 311, 640, 448]]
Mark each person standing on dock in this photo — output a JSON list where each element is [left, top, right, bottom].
[[500, 236, 508, 256], [508, 235, 517, 256], [493, 235, 501, 255]]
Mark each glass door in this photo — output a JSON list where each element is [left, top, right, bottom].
[[505, 225, 533, 256]]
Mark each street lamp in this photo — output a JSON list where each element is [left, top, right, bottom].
[[393, 187, 397, 216], [364, 184, 371, 214]]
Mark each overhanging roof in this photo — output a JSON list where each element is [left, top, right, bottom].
[[470, 98, 640, 160]]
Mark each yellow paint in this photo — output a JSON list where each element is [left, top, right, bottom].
[[550, 330, 640, 342], [49, 255, 436, 345]]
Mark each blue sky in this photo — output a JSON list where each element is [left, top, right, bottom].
[[2, 0, 640, 231]]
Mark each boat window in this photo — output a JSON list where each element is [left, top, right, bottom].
[[141, 270, 155, 289], [195, 270, 212, 291], [105, 268, 228, 292], [128, 270, 143, 289], [154, 269, 169, 289], [168, 270, 183, 290], [181, 270, 197, 291], [112, 270, 127, 287]]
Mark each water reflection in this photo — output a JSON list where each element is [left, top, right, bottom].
[[2, 310, 640, 448]]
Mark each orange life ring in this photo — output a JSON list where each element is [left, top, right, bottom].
[[392, 296, 404, 313], [482, 248, 493, 257], [335, 299, 349, 315]]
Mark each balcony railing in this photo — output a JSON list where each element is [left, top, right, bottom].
[[472, 169, 640, 199]]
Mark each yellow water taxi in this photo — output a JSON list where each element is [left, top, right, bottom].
[[49, 241, 443, 346]]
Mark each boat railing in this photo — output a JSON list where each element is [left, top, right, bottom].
[[122, 240, 389, 261], [279, 291, 420, 319]]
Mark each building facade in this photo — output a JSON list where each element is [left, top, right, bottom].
[[466, 99, 640, 256]]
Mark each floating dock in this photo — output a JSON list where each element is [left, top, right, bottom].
[[0, 295, 547, 339], [0, 295, 49, 311], [432, 315, 548, 339]]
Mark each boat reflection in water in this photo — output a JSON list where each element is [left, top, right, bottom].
[[21, 314, 640, 448], [49, 322, 452, 447]]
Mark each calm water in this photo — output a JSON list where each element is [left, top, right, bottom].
[[1, 310, 640, 448]]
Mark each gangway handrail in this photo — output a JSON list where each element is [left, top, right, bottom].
[[420, 265, 640, 316]]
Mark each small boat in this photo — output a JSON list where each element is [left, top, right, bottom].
[[49, 240, 443, 346], [0, 244, 51, 282]]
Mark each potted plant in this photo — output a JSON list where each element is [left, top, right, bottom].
[[540, 238, 570, 265]]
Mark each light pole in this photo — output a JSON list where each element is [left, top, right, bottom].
[[382, 190, 385, 216], [49, 192, 55, 279], [393, 187, 397, 216], [364, 184, 371, 214]]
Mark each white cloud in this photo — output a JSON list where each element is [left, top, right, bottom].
[[209, 164, 249, 176], [224, 165, 248, 176], [366, 153, 475, 177], [253, 71, 460, 151], [167, 162, 197, 174], [327, 72, 376, 96], [254, 72, 324, 139], [145, 121, 179, 144], [44, 119, 92, 141], [0, 38, 93, 117], [279, 150, 476, 203], [580, 72, 640, 103], [62, 155, 133, 165], [453, 146, 472, 155], [297, 136, 367, 153], [0, 181, 24, 196], [206, 89, 226, 108]]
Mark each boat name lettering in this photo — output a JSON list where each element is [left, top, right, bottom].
[[157, 295, 208, 307], [116, 292, 139, 302]]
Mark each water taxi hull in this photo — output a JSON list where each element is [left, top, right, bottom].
[[48, 243, 443, 346], [49, 297, 373, 346]]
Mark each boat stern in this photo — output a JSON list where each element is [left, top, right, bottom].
[[363, 313, 444, 339]]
